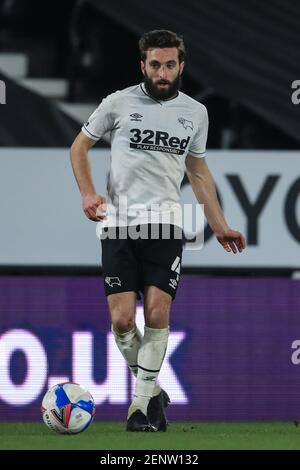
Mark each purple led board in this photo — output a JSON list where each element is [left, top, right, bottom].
[[0, 276, 299, 421]]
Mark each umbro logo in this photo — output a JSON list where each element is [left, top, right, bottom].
[[178, 117, 194, 131], [130, 113, 143, 121]]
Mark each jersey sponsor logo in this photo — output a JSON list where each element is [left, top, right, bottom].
[[105, 276, 122, 287], [129, 128, 190, 155], [130, 113, 143, 121], [178, 117, 194, 131]]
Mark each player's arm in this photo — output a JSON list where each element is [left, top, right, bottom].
[[70, 131, 106, 222], [185, 154, 246, 253]]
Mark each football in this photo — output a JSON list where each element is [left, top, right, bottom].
[[41, 382, 95, 434]]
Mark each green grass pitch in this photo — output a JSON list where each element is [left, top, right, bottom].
[[0, 422, 299, 450]]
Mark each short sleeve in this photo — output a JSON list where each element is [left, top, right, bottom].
[[81, 93, 117, 141], [188, 106, 208, 158]]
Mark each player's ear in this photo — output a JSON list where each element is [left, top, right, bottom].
[[179, 61, 185, 75], [140, 60, 145, 75]]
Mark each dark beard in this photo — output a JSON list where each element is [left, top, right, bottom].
[[144, 72, 181, 100]]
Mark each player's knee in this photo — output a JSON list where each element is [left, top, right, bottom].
[[112, 315, 135, 334], [145, 306, 168, 329]]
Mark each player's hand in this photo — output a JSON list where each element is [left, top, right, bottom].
[[215, 229, 246, 254], [82, 194, 107, 222]]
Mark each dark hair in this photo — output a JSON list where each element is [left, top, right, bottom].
[[139, 29, 185, 63]]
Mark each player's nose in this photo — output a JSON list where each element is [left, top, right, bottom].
[[159, 65, 167, 79]]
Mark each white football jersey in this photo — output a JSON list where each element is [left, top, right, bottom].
[[81, 83, 208, 228]]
